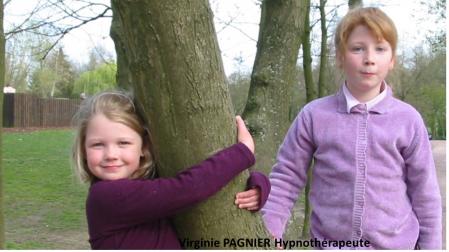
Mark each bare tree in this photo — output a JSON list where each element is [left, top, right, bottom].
[[303, 0, 316, 102], [317, 0, 328, 98], [5, 0, 111, 59]]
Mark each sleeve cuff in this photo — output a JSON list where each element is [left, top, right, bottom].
[[247, 171, 271, 210]]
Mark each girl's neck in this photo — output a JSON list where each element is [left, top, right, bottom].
[[346, 82, 384, 103]]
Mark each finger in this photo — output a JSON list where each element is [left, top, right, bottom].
[[238, 201, 259, 209], [236, 116, 249, 136], [236, 195, 259, 204], [236, 189, 258, 199], [235, 115, 255, 153], [239, 204, 259, 210], [247, 206, 259, 211]]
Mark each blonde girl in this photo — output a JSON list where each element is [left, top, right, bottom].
[[72, 90, 270, 249]]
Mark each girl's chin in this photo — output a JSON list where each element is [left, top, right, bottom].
[[354, 81, 382, 90]]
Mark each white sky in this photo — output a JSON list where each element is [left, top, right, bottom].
[[4, 0, 444, 75]]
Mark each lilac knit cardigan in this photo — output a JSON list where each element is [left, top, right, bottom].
[[262, 86, 442, 249]]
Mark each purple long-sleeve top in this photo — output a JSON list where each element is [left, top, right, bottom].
[[86, 143, 270, 249], [262, 86, 442, 249]]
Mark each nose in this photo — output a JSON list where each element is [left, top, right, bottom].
[[104, 145, 119, 160], [363, 49, 375, 66]]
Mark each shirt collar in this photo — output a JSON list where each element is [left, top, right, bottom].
[[342, 81, 388, 113]]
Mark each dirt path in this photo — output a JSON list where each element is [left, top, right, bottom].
[[431, 140, 445, 248]]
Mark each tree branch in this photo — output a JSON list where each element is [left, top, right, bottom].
[[5, 0, 112, 60]]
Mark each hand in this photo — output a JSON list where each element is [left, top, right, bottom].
[[235, 187, 260, 211], [236, 115, 254, 153]]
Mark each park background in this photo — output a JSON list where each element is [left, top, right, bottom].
[[1, 0, 446, 249]]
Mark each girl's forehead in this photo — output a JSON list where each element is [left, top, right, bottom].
[[347, 25, 388, 43], [87, 114, 138, 134]]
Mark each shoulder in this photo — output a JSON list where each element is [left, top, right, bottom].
[[385, 97, 430, 149], [302, 94, 338, 113], [294, 94, 339, 124], [388, 97, 425, 125]]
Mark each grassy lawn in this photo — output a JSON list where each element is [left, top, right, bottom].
[[3, 129, 89, 249]]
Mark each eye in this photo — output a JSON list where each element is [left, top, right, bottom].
[[350, 46, 363, 53], [90, 142, 104, 148], [118, 141, 131, 146], [376, 47, 387, 52]]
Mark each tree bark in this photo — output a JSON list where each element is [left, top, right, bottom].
[[317, 0, 328, 98], [109, 10, 131, 89], [301, 0, 318, 239], [302, 0, 315, 102], [0, 0, 5, 248], [110, 1, 267, 248], [348, 0, 363, 9], [243, 0, 304, 177], [241, 0, 305, 241]]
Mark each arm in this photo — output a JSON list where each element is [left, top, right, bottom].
[[87, 116, 255, 231], [261, 109, 315, 239], [403, 118, 442, 249]]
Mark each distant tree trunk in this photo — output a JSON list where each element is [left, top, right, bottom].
[[0, 0, 5, 248], [317, 0, 328, 98], [303, 0, 315, 102], [301, 0, 317, 239], [348, 0, 363, 9], [307, 2, 330, 237], [241, 0, 305, 241], [110, 1, 267, 248]]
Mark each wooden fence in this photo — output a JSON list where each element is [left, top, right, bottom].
[[3, 93, 81, 128]]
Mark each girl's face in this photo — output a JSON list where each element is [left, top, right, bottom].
[[85, 113, 143, 181], [339, 25, 395, 101]]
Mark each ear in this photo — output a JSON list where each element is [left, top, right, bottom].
[[140, 145, 144, 157], [140, 137, 148, 158], [336, 51, 344, 69]]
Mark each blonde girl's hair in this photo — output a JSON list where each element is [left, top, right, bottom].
[[72, 90, 156, 183], [335, 7, 398, 58]]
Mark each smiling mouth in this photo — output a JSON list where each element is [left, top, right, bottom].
[[102, 165, 123, 170]]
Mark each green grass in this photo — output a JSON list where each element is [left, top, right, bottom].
[[3, 129, 89, 249]]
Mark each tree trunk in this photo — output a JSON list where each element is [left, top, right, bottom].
[[302, 0, 331, 239], [243, 0, 303, 177], [241, 0, 305, 241], [301, 0, 317, 239], [317, 0, 328, 98], [110, 1, 267, 248], [109, 11, 132, 89], [348, 0, 363, 9], [302, 0, 315, 102], [0, 0, 5, 248]]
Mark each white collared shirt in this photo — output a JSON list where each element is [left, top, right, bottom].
[[342, 81, 387, 113]]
